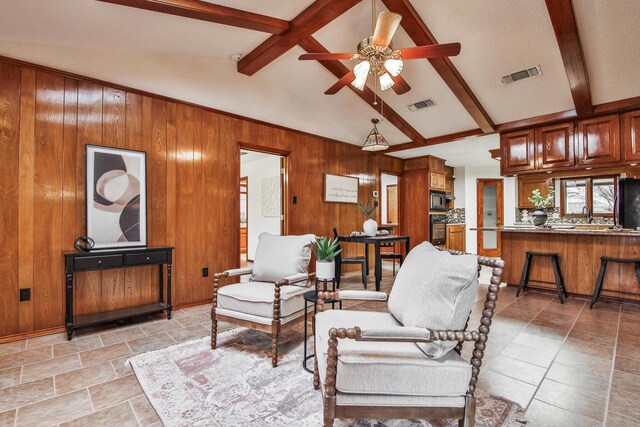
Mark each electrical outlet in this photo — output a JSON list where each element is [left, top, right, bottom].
[[293, 196, 297, 204], [20, 288, 31, 302], [202, 268, 209, 278]]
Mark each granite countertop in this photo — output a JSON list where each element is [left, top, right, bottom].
[[470, 226, 640, 236], [447, 223, 466, 226]]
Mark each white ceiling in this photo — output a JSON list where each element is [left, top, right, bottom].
[[393, 133, 500, 168], [0, 0, 639, 159]]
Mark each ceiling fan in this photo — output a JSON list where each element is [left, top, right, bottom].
[[298, 3, 461, 96]]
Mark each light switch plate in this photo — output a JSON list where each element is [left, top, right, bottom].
[[372, 190, 379, 198]]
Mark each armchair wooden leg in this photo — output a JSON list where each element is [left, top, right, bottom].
[[323, 416, 334, 427], [313, 355, 320, 390], [271, 332, 279, 367], [459, 394, 475, 427], [211, 307, 217, 349]]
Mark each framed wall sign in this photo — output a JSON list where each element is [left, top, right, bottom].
[[324, 173, 359, 204], [86, 145, 147, 249]]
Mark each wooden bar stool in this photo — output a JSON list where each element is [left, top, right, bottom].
[[517, 252, 568, 303], [590, 257, 640, 308]]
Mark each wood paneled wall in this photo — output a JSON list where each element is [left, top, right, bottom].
[[0, 58, 403, 340]]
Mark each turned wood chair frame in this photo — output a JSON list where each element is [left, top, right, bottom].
[[313, 248, 505, 427], [211, 268, 315, 367]]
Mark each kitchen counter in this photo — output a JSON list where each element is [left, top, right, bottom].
[[488, 228, 640, 302], [471, 226, 640, 236]]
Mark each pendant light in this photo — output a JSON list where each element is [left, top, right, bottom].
[[362, 118, 390, 151]]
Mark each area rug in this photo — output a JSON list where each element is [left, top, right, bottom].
[[129, 327, 527, 427]]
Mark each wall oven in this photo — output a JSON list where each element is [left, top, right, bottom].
[[430, 214, 447, 246], [430, 190, 447, 212]]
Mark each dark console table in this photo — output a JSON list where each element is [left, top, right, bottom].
[[64, 246, 173, 340]]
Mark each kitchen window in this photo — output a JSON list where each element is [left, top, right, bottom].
[[560, 176, 618, 217]]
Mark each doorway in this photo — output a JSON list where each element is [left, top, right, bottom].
[[477, 179, 504, 257], [381, 172, 400, 226], [240, 149, 285, 264]]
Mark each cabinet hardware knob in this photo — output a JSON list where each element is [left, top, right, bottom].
[[146, 257, 150, 260], [98, 260, 102, 264]]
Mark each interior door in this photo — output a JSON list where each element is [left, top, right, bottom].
[[477, 179, 504, 257], [239, 177, 248, 262], [387, 184, 398, 224]]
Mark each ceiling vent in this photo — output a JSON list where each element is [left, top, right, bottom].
[[408, 99, 436, 111], [501, 65, 542, 85]]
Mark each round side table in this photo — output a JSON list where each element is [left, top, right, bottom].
[[302, 290, 342, 373]]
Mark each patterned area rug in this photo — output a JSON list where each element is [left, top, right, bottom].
[[129, 328, 526, 427]]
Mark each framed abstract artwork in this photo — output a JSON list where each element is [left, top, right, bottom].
[[86, 145, 147, 249]]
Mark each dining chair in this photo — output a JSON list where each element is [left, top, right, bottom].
[[332, 228, 367, 289]]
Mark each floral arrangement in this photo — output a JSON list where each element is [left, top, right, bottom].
[[528, 187, 555, 209]]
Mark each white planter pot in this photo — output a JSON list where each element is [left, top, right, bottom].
[[316, 260, 335, 280], [363, 218, 378, 237]]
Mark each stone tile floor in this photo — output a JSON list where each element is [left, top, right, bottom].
[[0, 265, 639, 426]]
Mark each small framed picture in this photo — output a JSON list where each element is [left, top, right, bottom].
[[86, 145, 147, 249], [324, 173, 359, 204]]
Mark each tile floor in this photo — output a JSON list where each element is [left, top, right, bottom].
[[0, 265, 639, 426]]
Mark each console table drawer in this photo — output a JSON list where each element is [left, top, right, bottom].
[[74, 255, 123, 271], [126, 251, 168, 265]]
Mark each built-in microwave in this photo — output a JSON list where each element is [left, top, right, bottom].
[[430, 190, 447, 211]]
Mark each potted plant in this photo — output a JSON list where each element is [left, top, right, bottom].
[[528, 187, 555, 226], [359, 198, 378, 236], [311, 236, 342, 280]]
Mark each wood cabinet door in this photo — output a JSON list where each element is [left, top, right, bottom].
[[517, 178, 554, 209], [501, 129, 536, 174], [446, 225, 466, 252], [400, 170, 429, 249], [577, 114, 621, 165], [536, 122, 575, 169], [429, 171, 446, 191], [622, 110, 640, 161]]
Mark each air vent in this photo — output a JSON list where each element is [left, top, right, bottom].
[[501, 65, 542, 85], [408, 99, 436, 111]]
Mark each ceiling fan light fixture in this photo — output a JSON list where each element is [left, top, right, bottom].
[[379, 73, 394, 91], [351, 61, 370, 90], [384, 58, 403, 76], [362, 118, 390, 152]]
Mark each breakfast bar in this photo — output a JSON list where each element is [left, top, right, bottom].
[[481, 227, 640, 302]]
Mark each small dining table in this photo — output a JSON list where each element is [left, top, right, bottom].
[[337, 234, 411, 291]]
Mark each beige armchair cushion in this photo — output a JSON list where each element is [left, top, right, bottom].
[[388, 242, 477, 359], [315, 310, 472, 398], [217, 282, 308, 318], [251, 233, 315, 282]]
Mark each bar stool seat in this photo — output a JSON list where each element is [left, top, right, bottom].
[[590, 257, 640, 308], [517, 251, 568, 303]]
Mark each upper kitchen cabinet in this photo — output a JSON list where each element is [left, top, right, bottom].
[[577, 114, 621, 166], [501, 129, 536, 174], [429, 171, 447, 191], [536, 122, 575, 170], [622, 110, 640, 162], [517, 177, 554, 209]]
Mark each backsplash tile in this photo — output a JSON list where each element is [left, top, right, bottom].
[[447, 208, 465, 224], [515, 208, 614, 225]]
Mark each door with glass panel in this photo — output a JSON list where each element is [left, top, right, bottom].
[[477, 179, 504, 257]]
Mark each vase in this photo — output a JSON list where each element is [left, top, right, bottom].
[[531, 209, 548, 226], [315, 260, 335, 280], [363, 218, 378, 236]]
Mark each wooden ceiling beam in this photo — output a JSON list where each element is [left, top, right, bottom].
[[97, 0, 290, 34], [298, 37, 425, 145], [237, 0, 361, 76], [384, 129, 483, 154], [545, 0, 593, 116], [381, 0, 495, 133]]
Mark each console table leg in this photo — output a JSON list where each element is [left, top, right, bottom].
[[166, 263, 172, 319], [65, 272, 74, 341], [158, 264, 164, 304]]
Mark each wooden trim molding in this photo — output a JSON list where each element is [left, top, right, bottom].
[[381, 0, 495, 133], [97, 0, 290, 34], [237, 0, 361, 76], [545, 0, 592, 116], [298, 37, 424, 145]]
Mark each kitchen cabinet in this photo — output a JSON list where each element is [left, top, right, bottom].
[[445, 178, 454, 195], [518, 178, 554, 209], [577, 114, 620, 166], [446, 224, 466, 252], [401, 170, 430, 249], [623, 110, 640, 162], [429, 171, 447, 191], [501, 129, 536, 174], [536, 122, 575, 170]]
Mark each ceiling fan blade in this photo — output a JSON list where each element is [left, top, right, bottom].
[[371, 11, 402, 48], [325, 70, 356, 95], [399, 43, 461, 60], [389, 73, 411, 95], [299, 53, 358, 61]]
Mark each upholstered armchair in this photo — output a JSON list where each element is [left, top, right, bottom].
[[313, 243, 504, 427], [211, 233, 315, 367]]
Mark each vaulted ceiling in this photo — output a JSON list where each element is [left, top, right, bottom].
[[1, 0, 639, 158]]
